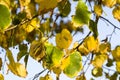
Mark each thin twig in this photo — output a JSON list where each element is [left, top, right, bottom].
[[32, 69, 47, 80], [74, 31, 92, 50], [100, 16, 120, 30]]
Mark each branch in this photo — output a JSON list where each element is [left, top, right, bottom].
[[73, 31, 92, 50], [32, 69, 47, 80], [100, 16, 120, 30]]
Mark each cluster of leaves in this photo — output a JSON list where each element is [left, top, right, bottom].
[[0, 0, 120, 80]]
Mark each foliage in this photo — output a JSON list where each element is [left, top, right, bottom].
[[0, 0, 120, 80]]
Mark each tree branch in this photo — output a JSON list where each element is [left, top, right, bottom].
[[100, 16, 120, 30]]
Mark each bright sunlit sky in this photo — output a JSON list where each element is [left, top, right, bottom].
[[1, 0, 120, 80]]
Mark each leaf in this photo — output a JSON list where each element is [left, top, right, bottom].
[[62, 51, 82, 78], [76, 74, 86, 80], [92, 54, 107, 67], [6, 49, 15, 65], [102, 0, 116, 8], [72, 0, 91, 27], [112, 6, 120, 21], [94, 5, 103, 17], [99, 42, 111, 54], [58, 0, 71, 17], [36, 0, 58, 14], [89, 20, 98, 38], [106, 58, 113, 67], [44, 43, 64, 68], [0, 73, 4, 80], [24, 55, 29, 68], [84, 36, 99, 52], [78, 44, 89, 56], [0, 58, 2, 70], [8, 62, 27, 78], [17, 51, 28, 61], [92, 67, 103, 77], [52, 47, 64, 67], [19, 44, 27, 51], [0, 4, 11, 30], [116, 61, 120, 73], [110, 72, 118, 80], [29, 40, 45, 61], [19, 0, 30, 6], [56, 29, 72, 49], [112, 46, 120, 61], [39, 74, 53, 80]]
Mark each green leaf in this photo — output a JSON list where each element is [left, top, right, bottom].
[[58, 0, 71, 17], [72, 0, 91, 27], [24, 55, 29, 68], [89, 20, 98, 38], [17, 51, 28, 62], [92, 67, 103, 77], [0, 4, 11, 30], [52, 47, 64, 67], [62, 51, 82, 78], [106, 58, 113, 67]]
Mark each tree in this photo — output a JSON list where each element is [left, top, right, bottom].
[[0, 0, 120, 80]]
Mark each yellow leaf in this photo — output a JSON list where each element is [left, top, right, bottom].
[[36, 0, 58, 14], [116, 61, 120, 72], [61, 56, 70, 70], [0, 58, 2, 70], [112, 6, 120, 21], [92, 54, 107, 67], [99, 42, 111, 54], [8, 62, 27, 78], [19, 0, 31, 6], [39, 74, 53, 80], [94, 5, 103, 16], [78, 44, 89, 56], [112, 46, 120, 61], [29, 40, 45, 61], [102, 0, 117, 8], [84, 36, 99, 52], [56, 29, 72, 49], [0, 73, 4, 80]]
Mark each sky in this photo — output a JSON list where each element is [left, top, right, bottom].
[[1, 0, 120, 80]]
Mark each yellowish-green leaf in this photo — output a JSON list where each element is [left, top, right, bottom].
[[29, 40, 45, 61], [94, 5, 103, 17], [0, 4, 11, 30], [56, 29, 72, 49], [112, 46, 120, 61], [112, 6, 120, 21], [92, 54, 107, 67], [84, 36, 99, 52], [52, 47, 64, 67], [36, 0, 58, 14], [0, 73, 4, 80], [62, 51, 82, 78], [102, 0, 116, 8], [58, 0, 71, 17], [72, 0, 91, 27], [92, 67, 103, 77], [8, 62, 27, 78]]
